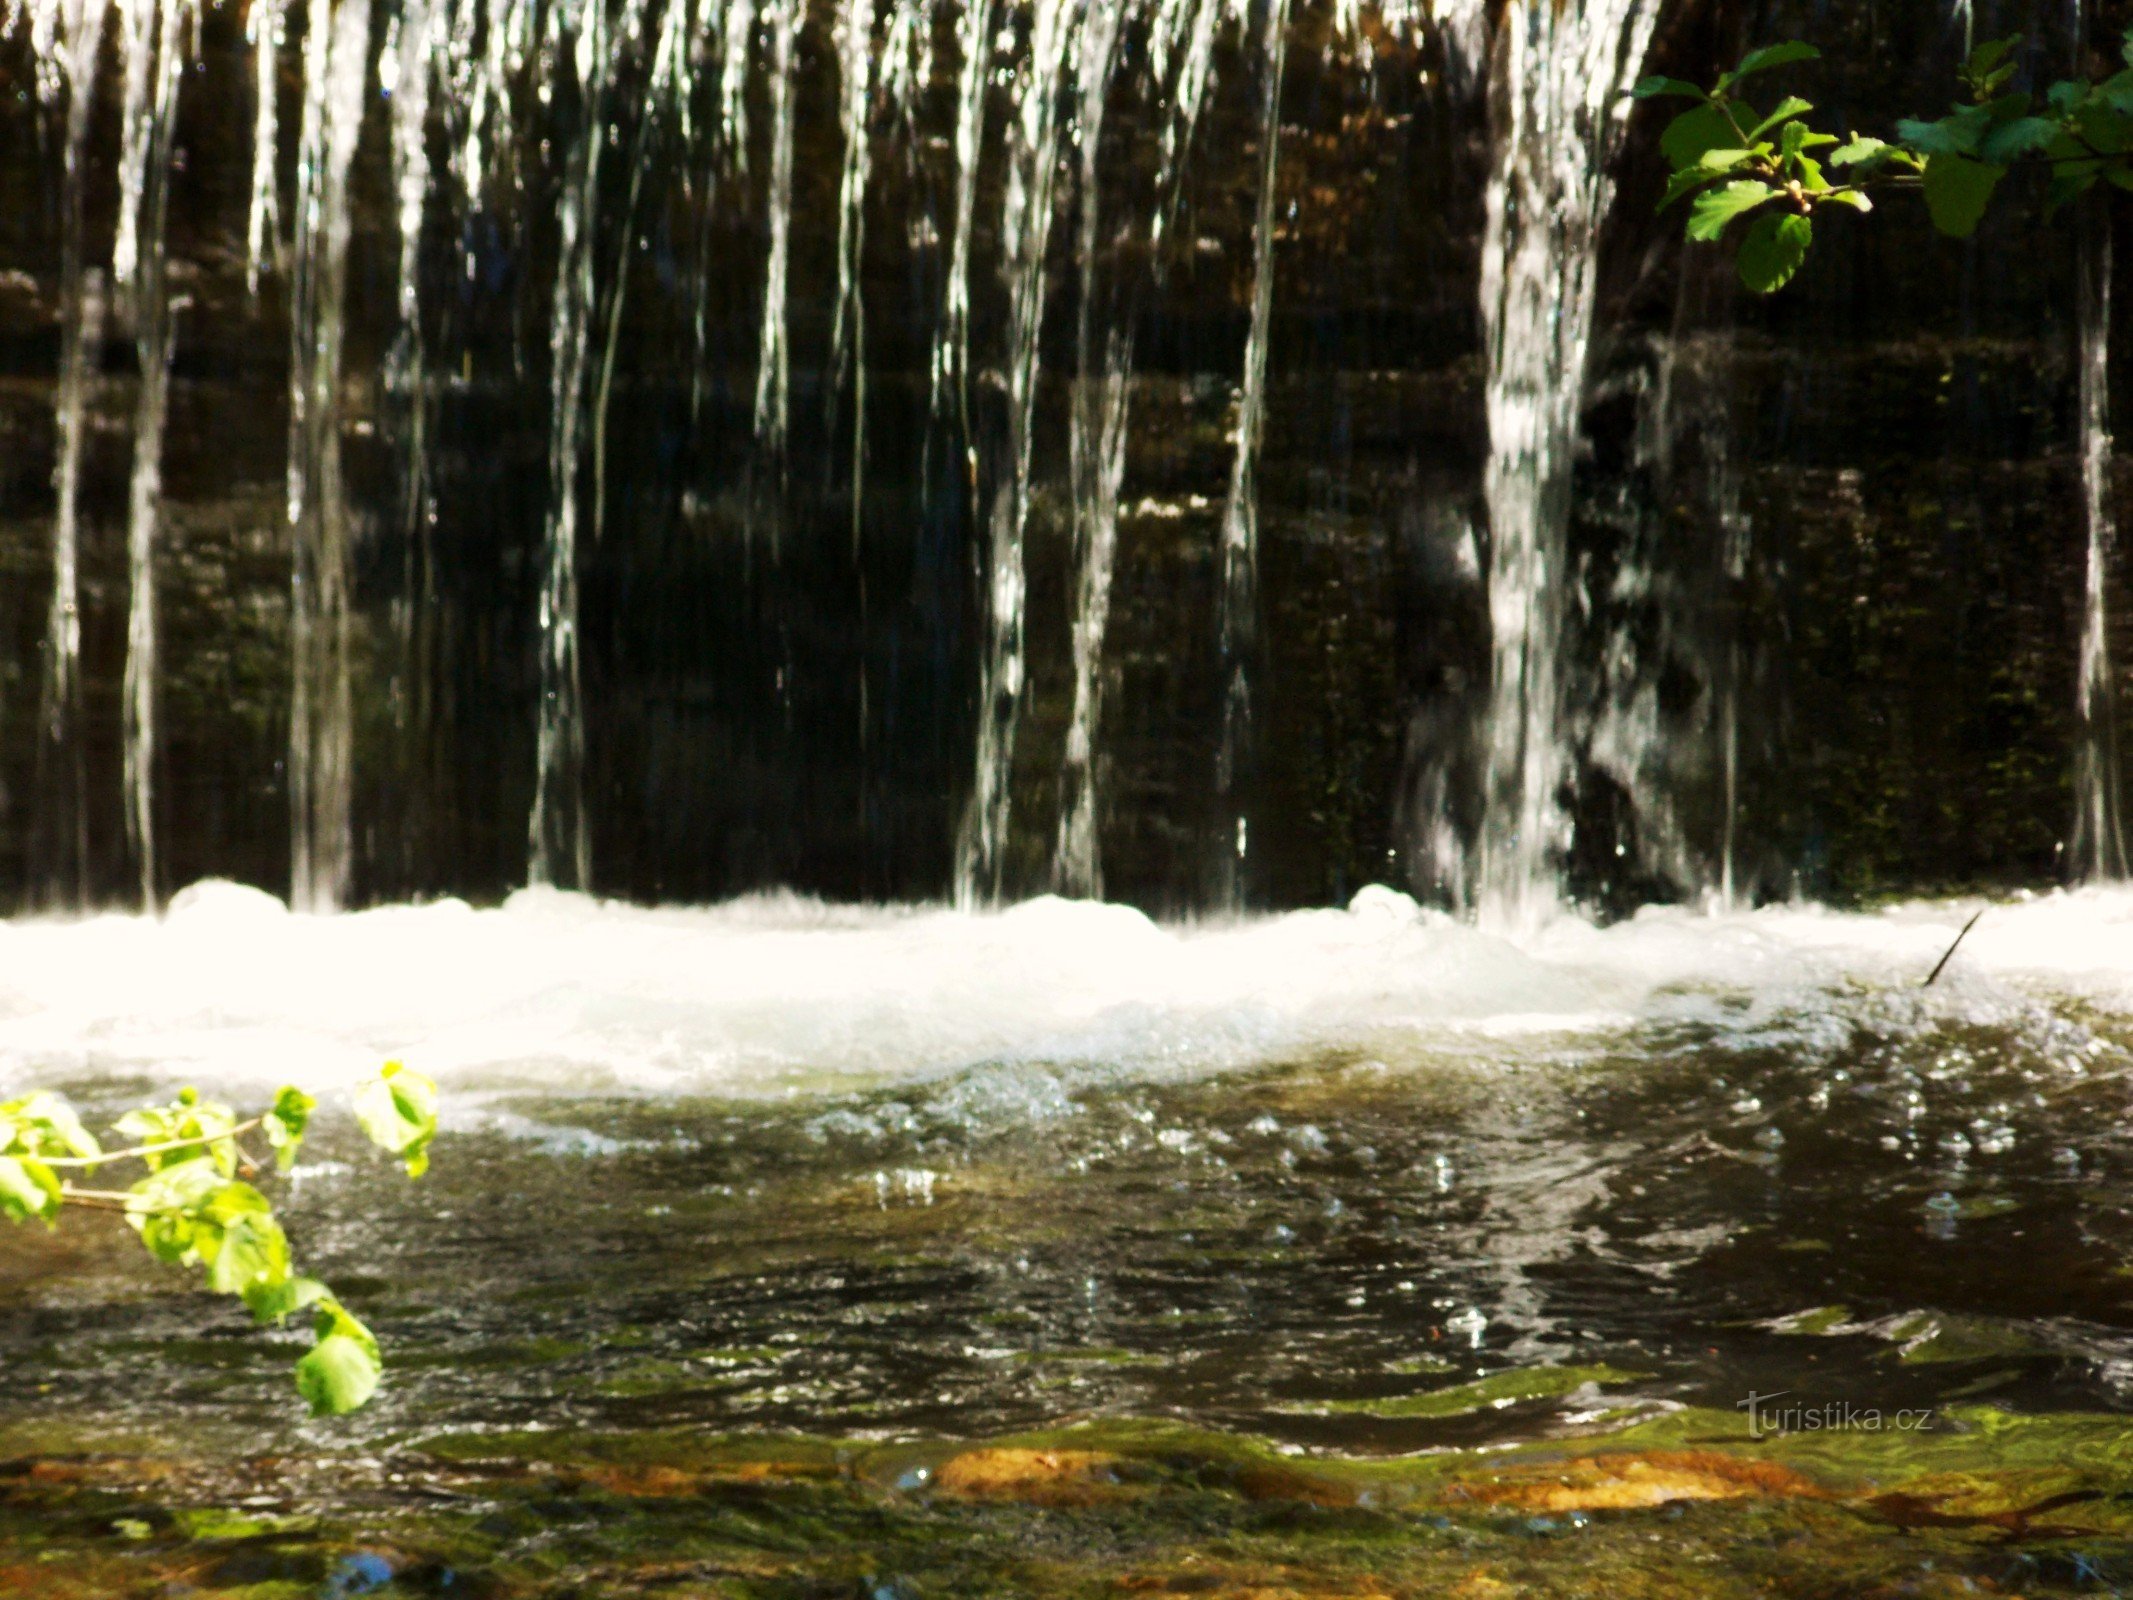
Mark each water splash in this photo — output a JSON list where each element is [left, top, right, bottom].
[[1053, 0, 1132, 899], [2073, 206, 2128, 880], [955, 0, 1077, 907], [1475, 0, 1661, 931], [287, 0, 374, 913], [33, 0, 107, 908], [1210, 0, 1289, 915]]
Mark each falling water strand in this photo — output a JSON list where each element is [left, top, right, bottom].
[[954, 0, 1076, 908], [287, 0, 373, 913], [1210, 0, 1289, 914], [1152, 0, 1220, 200], [830, 0, 875, 558], [118, 0, 193, 911], [828, 0, 874, 411], [246, 0, 285, 289], [683, 0, 739, 421], [386, 0, 439, 501], [35, 0, 108, 907], [752, 0, 796, 462], [1474, 0, 1661, 931], [529, 0, 622, 891], [2074, 207, 2128, 879], [591, 0, 662, 553], [931, 0, 995, 424], [1054, 0, 1130, 898]]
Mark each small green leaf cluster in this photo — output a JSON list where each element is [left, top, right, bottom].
[[1637, 30, 2133, 292], [0, 1061, 439, 1416]]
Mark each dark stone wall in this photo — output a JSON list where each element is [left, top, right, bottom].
[[0, 0, 2120, 915]]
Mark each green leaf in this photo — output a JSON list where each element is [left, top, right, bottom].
[[2048, 169, 2102, 214], [125, 1160, 225, 1264], [0, 1156, 61, 1223], [2077, 100, 2133, 155], [1736, 211, 1813, 293], [263, 1087, 315, 1174], [2122, 22, 2133, 68], [297, 1332, 381, 1417], [1747, 96, 1813, 142], [1778, 121, 1835, 166], [1632, 76, 1706, 101], [1821, 189, 1873, 212], [1661, 104, 1741, 170], [1921, 152, 2006, 237], [1829, 136, 1890, 167], [245, 1274, 329, 1325], [354, 1061, 437, 1179], [1979, 116, 2061, 163], [193, 1185, 284, 1298], [1899, 107, 1991, 156], [1686, 180, 1777, 241], [296, 1300, 382, 1416], [1963, 34, 2020, 83], [1, 1093, 101, 1163], [1722, 42, 1819, 88]]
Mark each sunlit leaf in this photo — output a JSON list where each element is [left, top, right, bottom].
[[354, 1061, 437, 1180], [1737, 211, 1813, 293], [1722, 41, 1819, 88], [264, 1087, 316, 1173], [296, 1300, 382, 1416], [1686, 180, 1777, 241], [0, 1156, 61, 1223], [245, 1274, 329, 1326], [297, 1331, 381, 1417], [1747, 96, 1813, 142]]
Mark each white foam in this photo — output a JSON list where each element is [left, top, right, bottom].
[[0, 881, 2129, 1099]]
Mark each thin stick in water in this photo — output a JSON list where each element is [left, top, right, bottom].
[[1923, 908, 1985, 987]]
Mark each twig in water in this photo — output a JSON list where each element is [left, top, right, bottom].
[[1923, 908, 1985, 988]]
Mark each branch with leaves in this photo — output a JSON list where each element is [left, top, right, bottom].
[[1637, 30, 2133, 291], [0, 1060, 439, 1416]]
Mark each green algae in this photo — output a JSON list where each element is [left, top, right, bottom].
[[1284, 1363, 1649, 1419], [8, 1406, 2133, 1597]]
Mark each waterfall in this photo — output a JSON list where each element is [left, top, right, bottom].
[[931, 0, 995, 426], [752, 0, 796, 463], [116, 0, 192, 911], [1474, 0, 1660, 930], [829, 0, 876, 436], [953, 0, 1076, 907], [2074, 208, 2128, 880], [1052, 0, 1130, 899], [32, 0, 107, 908], [247, 0, 286, 289], [1212, 0, 1290, 914], [528, 0, 627, 892], [287, 0, 372, 913]]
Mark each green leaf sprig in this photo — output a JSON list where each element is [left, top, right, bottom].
[[0, 1060, 439, 1416], [1636, 29, 2133, 292]]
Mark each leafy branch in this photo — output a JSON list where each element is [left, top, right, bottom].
[[0, 1060, 440, 1416], [1637, 30, 2133, 291]]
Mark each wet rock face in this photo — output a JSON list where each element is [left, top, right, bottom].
[[0, 0, 2116, 914]]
